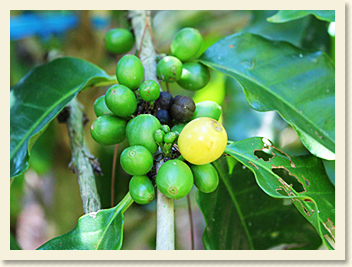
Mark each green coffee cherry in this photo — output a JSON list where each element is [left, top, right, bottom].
[[93, 95, 114, 117], [192, 101, 222, 121], [139, 80, 160, 102], [171, 123, 186, 135], [126, 114, 161, 154], [116, 55, 144, 90], [154, 129, 165, 144], [190, 164, 219, 193], [156, 56, 183, 83], [170, 28, 203, 62], [129, 175, 155, 205], [156, 160, 194, 199], [161, 125, 170, 134], [105, 84, 137, 118], [177, 62, 210, 91], [104, 28, 135, 54], [120, 146, 153, 176], [164, 132, 177, 144], [90, 115, 126, 145]]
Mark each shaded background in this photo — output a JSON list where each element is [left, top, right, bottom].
[[10, 10, 334, 250]]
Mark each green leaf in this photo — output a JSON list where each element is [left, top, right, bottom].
[[10, 233, 22, 250], [267, 11, 335, 23], [200, 33, 335, 160], [38, 193, 133, 250], [198, 157, 322, 250], [224, 137, 335, 249], [243, 10, 312, 48], [10, 57, 114, 178]]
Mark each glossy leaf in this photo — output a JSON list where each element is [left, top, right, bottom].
[[200, 33, 335, 160], [198, 157, 322, 250], [37, 193, 133, 250], [243, 10, 311, 48], [267, 10, 335, 23], [224, 137, 335, 249], [243, 11, 331, 53], [10, 57, 114, 178]]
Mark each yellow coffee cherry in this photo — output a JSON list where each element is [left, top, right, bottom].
[[178, 117, 227, 165]]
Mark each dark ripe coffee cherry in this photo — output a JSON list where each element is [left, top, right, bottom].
[[129, 175, 155, 205], [94, 95, 114, 117], [116, 55, 144, 90], [155, 91, 174, 110], [90, 115, 126, 145], [156, 109, 170, 124], [177, 62, 210, 91], [170, 28, 203, 62], [105, 84, 137, 118], [170, 95, 195, 123], [104, 28, 135, 54], [120, 145, 153, 176], [156, 56, 183, 83], [139, 80, 160, 102]]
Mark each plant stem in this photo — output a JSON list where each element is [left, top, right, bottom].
[[156, 159, 175, 250], [66, 98, 101, 214], [187, 193, 195, 250], [129, 10, 175, 250]]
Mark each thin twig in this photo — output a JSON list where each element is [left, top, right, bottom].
[[166, 82, 170, 93], [137, 22, 149, 58], [187, 193, 195, 250], [111, 144, 119, 207], [147, 22, 159, 54], [66, 98, 101, 214]]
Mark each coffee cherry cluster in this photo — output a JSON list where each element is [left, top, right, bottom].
[[91, 27, 227, 204], [156, 27, 211, 91]]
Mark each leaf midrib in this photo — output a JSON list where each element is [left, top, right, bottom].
[[10, 89, 79, 160], [220, 171, 255, 250]]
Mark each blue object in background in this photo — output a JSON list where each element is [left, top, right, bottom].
[[10, 13, 110, 41]]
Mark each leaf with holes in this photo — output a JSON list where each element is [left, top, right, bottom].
[[224, 137, 335, 249], [10, 57, 115, 178], [37, 193, 133, 250], [267, 10, 335, 23], [197, 157, 322, 250], [199, 33, 335, 160]]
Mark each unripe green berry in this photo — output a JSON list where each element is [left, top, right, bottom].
[[156, 56, 183, 83], [161, 125, 170, 134], [104, 28, 135, 54], [154, 129, 165, 144], [105, 84, 137, 118], [164, 132, 177, 144], [94, 95, 114, 117], [171, 28, 203, 62], [116, 55, 144, 90], [139, 80, 160, 102]]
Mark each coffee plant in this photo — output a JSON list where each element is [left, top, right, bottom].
[[10, 10, 335, 251]]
